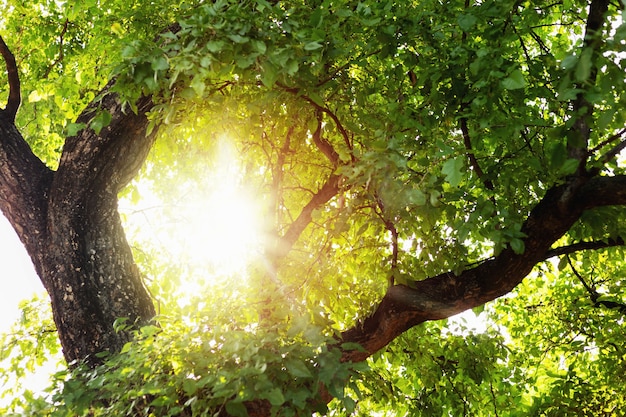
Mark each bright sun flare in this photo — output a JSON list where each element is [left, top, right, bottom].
[[121, 138, 266, 297]]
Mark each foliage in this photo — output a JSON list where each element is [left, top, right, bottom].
[[1, 0, 626, 415], [3, 286, 363, 417], [0, 296, 63, 414]]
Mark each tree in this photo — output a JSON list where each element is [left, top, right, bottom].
[[1, 0, 626, 415]]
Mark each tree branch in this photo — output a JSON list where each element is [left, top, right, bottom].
[[600, 137, 626, 165], [311, 109, 340, 166], [567, 254, 597, 298], [568, 0, 610, 164], [0, 36, 21, 122], [459, 115, 494, 191], [301, 96, 353, 159], [340, 172, 626, 363], [53, 83, 156, 208], [274, 174, 341, 260], [543, 237, 625, 260], [0, 37, 53, 276], [568, 254, 626, 314]]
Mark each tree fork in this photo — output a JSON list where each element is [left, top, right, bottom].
[[0, 37, 156, 366]]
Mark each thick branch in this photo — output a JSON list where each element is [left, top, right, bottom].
[[0, 35, 21, 122], [0, 38, 52, 275], [54, 85, 156, 207], [340, 173, 626, 363]]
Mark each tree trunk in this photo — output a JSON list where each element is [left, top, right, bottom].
[[0, 59, 157, 364]]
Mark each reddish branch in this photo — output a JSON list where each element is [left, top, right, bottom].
[[339, 175, 626, 363], [276, 173, 341, 258], [273, 107, 345, 260], [311, 109, 340, 166]]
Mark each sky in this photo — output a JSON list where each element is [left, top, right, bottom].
[[0, 214, 42, 334]]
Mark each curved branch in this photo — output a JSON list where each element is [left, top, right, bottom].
[[0, 36, 21, 122], [311, 109, 340, 166], [340, 173, 626, 363], [273, 174, 341, 260], [302, 97, 353, 157]]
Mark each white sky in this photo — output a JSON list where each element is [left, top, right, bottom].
[[0, 214, 43, 333]]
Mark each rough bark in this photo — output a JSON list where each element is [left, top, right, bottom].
[[0, 37, 156, 365]]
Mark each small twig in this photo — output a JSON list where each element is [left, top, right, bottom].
[[599, 137, 626, 165], [0, 35, 21, 121], [589, 127, 626, 154], [43, 19, 69, 79], [566, 254, 597, 301], [373, 196, 399, 285], [460, 115, 494, 191], [567, 254, 626, 314], [543, 237, 625, 260]]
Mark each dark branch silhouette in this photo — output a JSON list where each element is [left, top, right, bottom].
[[0, 35, 21, 122]]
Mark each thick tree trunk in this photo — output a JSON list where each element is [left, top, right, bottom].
[[0, 50, 157, 364], [42, 91, 157, 365]]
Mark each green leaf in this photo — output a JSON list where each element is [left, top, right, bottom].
[[265, 387, 285, 406], [304, 41, 323, 51], [510, 238, 525, 255], [151, 56, 169, 72], [408, 188, 427, 206], [575, 47, 593, 82], [228, 34, 249, 44], [442, 156, 464, 187], [252, 40, 267, 54], [206, 40, 225, 52], [261, 62, 278, 87], [66, 122, 87, 136], [561, 54, 578, 70], [501, 69, 526, 90], [457, 14, 477, 31], [90, 110, 112, 135], [225, 400, 248, 417], [285, 359, 313, 378], [559, 158, 580, 175]]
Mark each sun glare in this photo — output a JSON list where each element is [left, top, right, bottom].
[[121, 138, 267, 301], [176, 183, 265, 274]]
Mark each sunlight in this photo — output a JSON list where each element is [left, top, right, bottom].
[[121, 137, 268, 303], [175, 181, 265, 274]]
